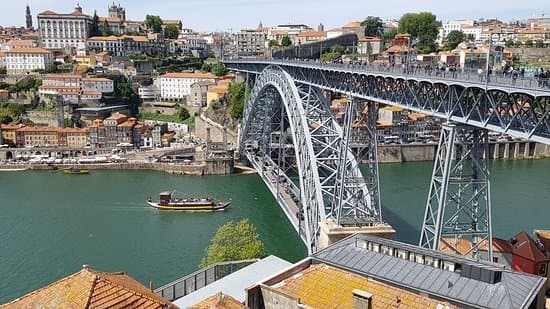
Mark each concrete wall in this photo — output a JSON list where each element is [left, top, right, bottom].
[[377, 142, 549, 163], [260, 285, 300, 309], [194, 114, 238, 145], [508, 48, 550, 66]]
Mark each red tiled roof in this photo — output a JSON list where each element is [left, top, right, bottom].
[[0, 267, 176, 308], [511, 231, 548, 262], [162, 72, 218, 79]]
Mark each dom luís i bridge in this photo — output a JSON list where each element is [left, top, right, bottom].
[[225, 59, 550, 259]]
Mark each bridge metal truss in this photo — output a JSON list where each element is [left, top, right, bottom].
[[239, 65, 380, 253], [226, 61, 550, 145], [420, 124, 493, 260]]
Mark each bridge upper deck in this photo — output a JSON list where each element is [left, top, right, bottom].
[[225, 59, 550, 97]]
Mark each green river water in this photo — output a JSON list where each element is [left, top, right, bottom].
[[0, 159, 548, 302]]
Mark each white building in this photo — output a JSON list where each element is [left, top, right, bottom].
[[442, 20, 475, 38], [159, 72, 218, 101], [138, 85, 159, 100], [5, 48, 53, 75], [82, 78, 114, 93], [37, 5, 92, 50]]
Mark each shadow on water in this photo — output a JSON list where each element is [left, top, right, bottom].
[[381, 205, 421, 245]]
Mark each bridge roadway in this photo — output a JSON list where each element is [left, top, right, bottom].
[[226, 59, 550, 145]]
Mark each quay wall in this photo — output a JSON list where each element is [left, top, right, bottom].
[[24, 161, 233, 176], [377, 141, 549, 163], [194, 114, 238, 145]]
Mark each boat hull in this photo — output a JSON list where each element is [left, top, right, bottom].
[[146, 201, 230, 211]]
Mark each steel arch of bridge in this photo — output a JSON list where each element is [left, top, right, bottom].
[[240, 65, 380, 253], [227, 60, 550, 145]]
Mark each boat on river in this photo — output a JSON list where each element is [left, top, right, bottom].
[[63, 168, 90, 175], [146, 191, 230, 211]]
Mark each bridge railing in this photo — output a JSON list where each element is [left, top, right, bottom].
[[154, 259, 258, 301], [226, 59, 550, 93]]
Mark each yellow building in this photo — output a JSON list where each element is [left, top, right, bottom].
[[1, 124, 25, 145], [64, 127, 89, 148], [74, 55, 97, 67], [0, 89, 9, 100], [206, 85, 229, 106], [16, 126, 59, 147]]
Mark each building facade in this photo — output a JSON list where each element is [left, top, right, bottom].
[[5, 47, 53, 75], [235, 29, 267, 57], [37, 5, 92, 50], [159, 72, 217, 101]]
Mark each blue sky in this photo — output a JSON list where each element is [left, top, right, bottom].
[[4, 0, 550, 31]]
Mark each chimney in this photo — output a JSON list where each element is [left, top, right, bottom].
[[352, 289, 372, 309]]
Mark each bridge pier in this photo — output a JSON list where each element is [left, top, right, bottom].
[[318, 219, 395, 249], [420, 123, 493, 261]]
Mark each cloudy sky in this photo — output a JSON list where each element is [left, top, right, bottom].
[[4, 0, 550, 31]]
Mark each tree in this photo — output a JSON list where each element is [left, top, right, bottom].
[[164, 24, 179, 39], [361, 16, 383, 37], [281, 36, 292, 47], [443, 30, 465, 51], [505, 40, 515, 48], [398, 12, 439, 53], [211, 62, 227, 76], [466, 34, 475, 41], [201, 62, 212, 72], [200, 219, 266, 268], [228, 82, 246, 119], [525, 40, 534, 48], [102, 20, 112, 36], [535, 40, 544, 48], [268, 39, 279, 48], [0, 67, 7, 75], [177, 106, 190, 121], [383, 28, 398, 42], [90, 10, 101, 36], [145, 15, 163, 33]]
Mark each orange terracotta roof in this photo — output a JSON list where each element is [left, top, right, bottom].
[[273, 263, 455, 308], [6, 47, 50, 54], [82, 90, 102, 95], [163, 20, 181, 25], [440, 238, 474, 256], [6, 40, 34, 47], [95, 51, 110, 57], [0, 124, 25, 130], [39, 85, 80, 90], [0, 51, 6, 56], [105, 112, 128, 121], [88, 35, 120, 42], [82, 77, 112, 82], [162, 72, 218, 79], [0, 267, 176, 308], [189, 292, 245, 309], [15, 126, 61, 133], [297, 30, 327, 38], [478, 238, 514, 253], [98, 16, 122, 23], [343, 21, 362, 28], [209, 86, 228, 94], [359, 36, 382, 42], [44, 74, 81, 79], [511, 231, 549, 262], [124, 35, 149, 42]]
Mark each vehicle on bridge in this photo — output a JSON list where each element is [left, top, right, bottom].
[[146, 191, 230, 211]]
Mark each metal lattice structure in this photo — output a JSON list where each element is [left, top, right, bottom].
[[227, 60, 550, 144], [419, 124, 493, 260], [228, 59, 549, 259], [240, 65, 380, 253]]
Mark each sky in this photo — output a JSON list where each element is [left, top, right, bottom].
[[2, 0, 550, 32]]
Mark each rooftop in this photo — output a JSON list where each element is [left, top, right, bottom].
[[173, 256, 291, 308], [6, 47, 50, 54], [0, 266, 176, 308], [312, 234, 547, 309], [162, 72, 218, 79], [272, 263, 455, 308], [188, 292, 245, 309]]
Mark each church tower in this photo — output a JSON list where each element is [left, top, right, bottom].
[[25, 5, 33, 30]]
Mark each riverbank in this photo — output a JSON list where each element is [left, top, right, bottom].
[[0, 161, 234, 176]]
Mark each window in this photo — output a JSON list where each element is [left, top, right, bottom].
[[538, 263, 547, 276], [492, 257, 499, 263]]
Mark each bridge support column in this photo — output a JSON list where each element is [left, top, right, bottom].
[[420, 123, 493, 261], [318, 218, 396, 250]]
